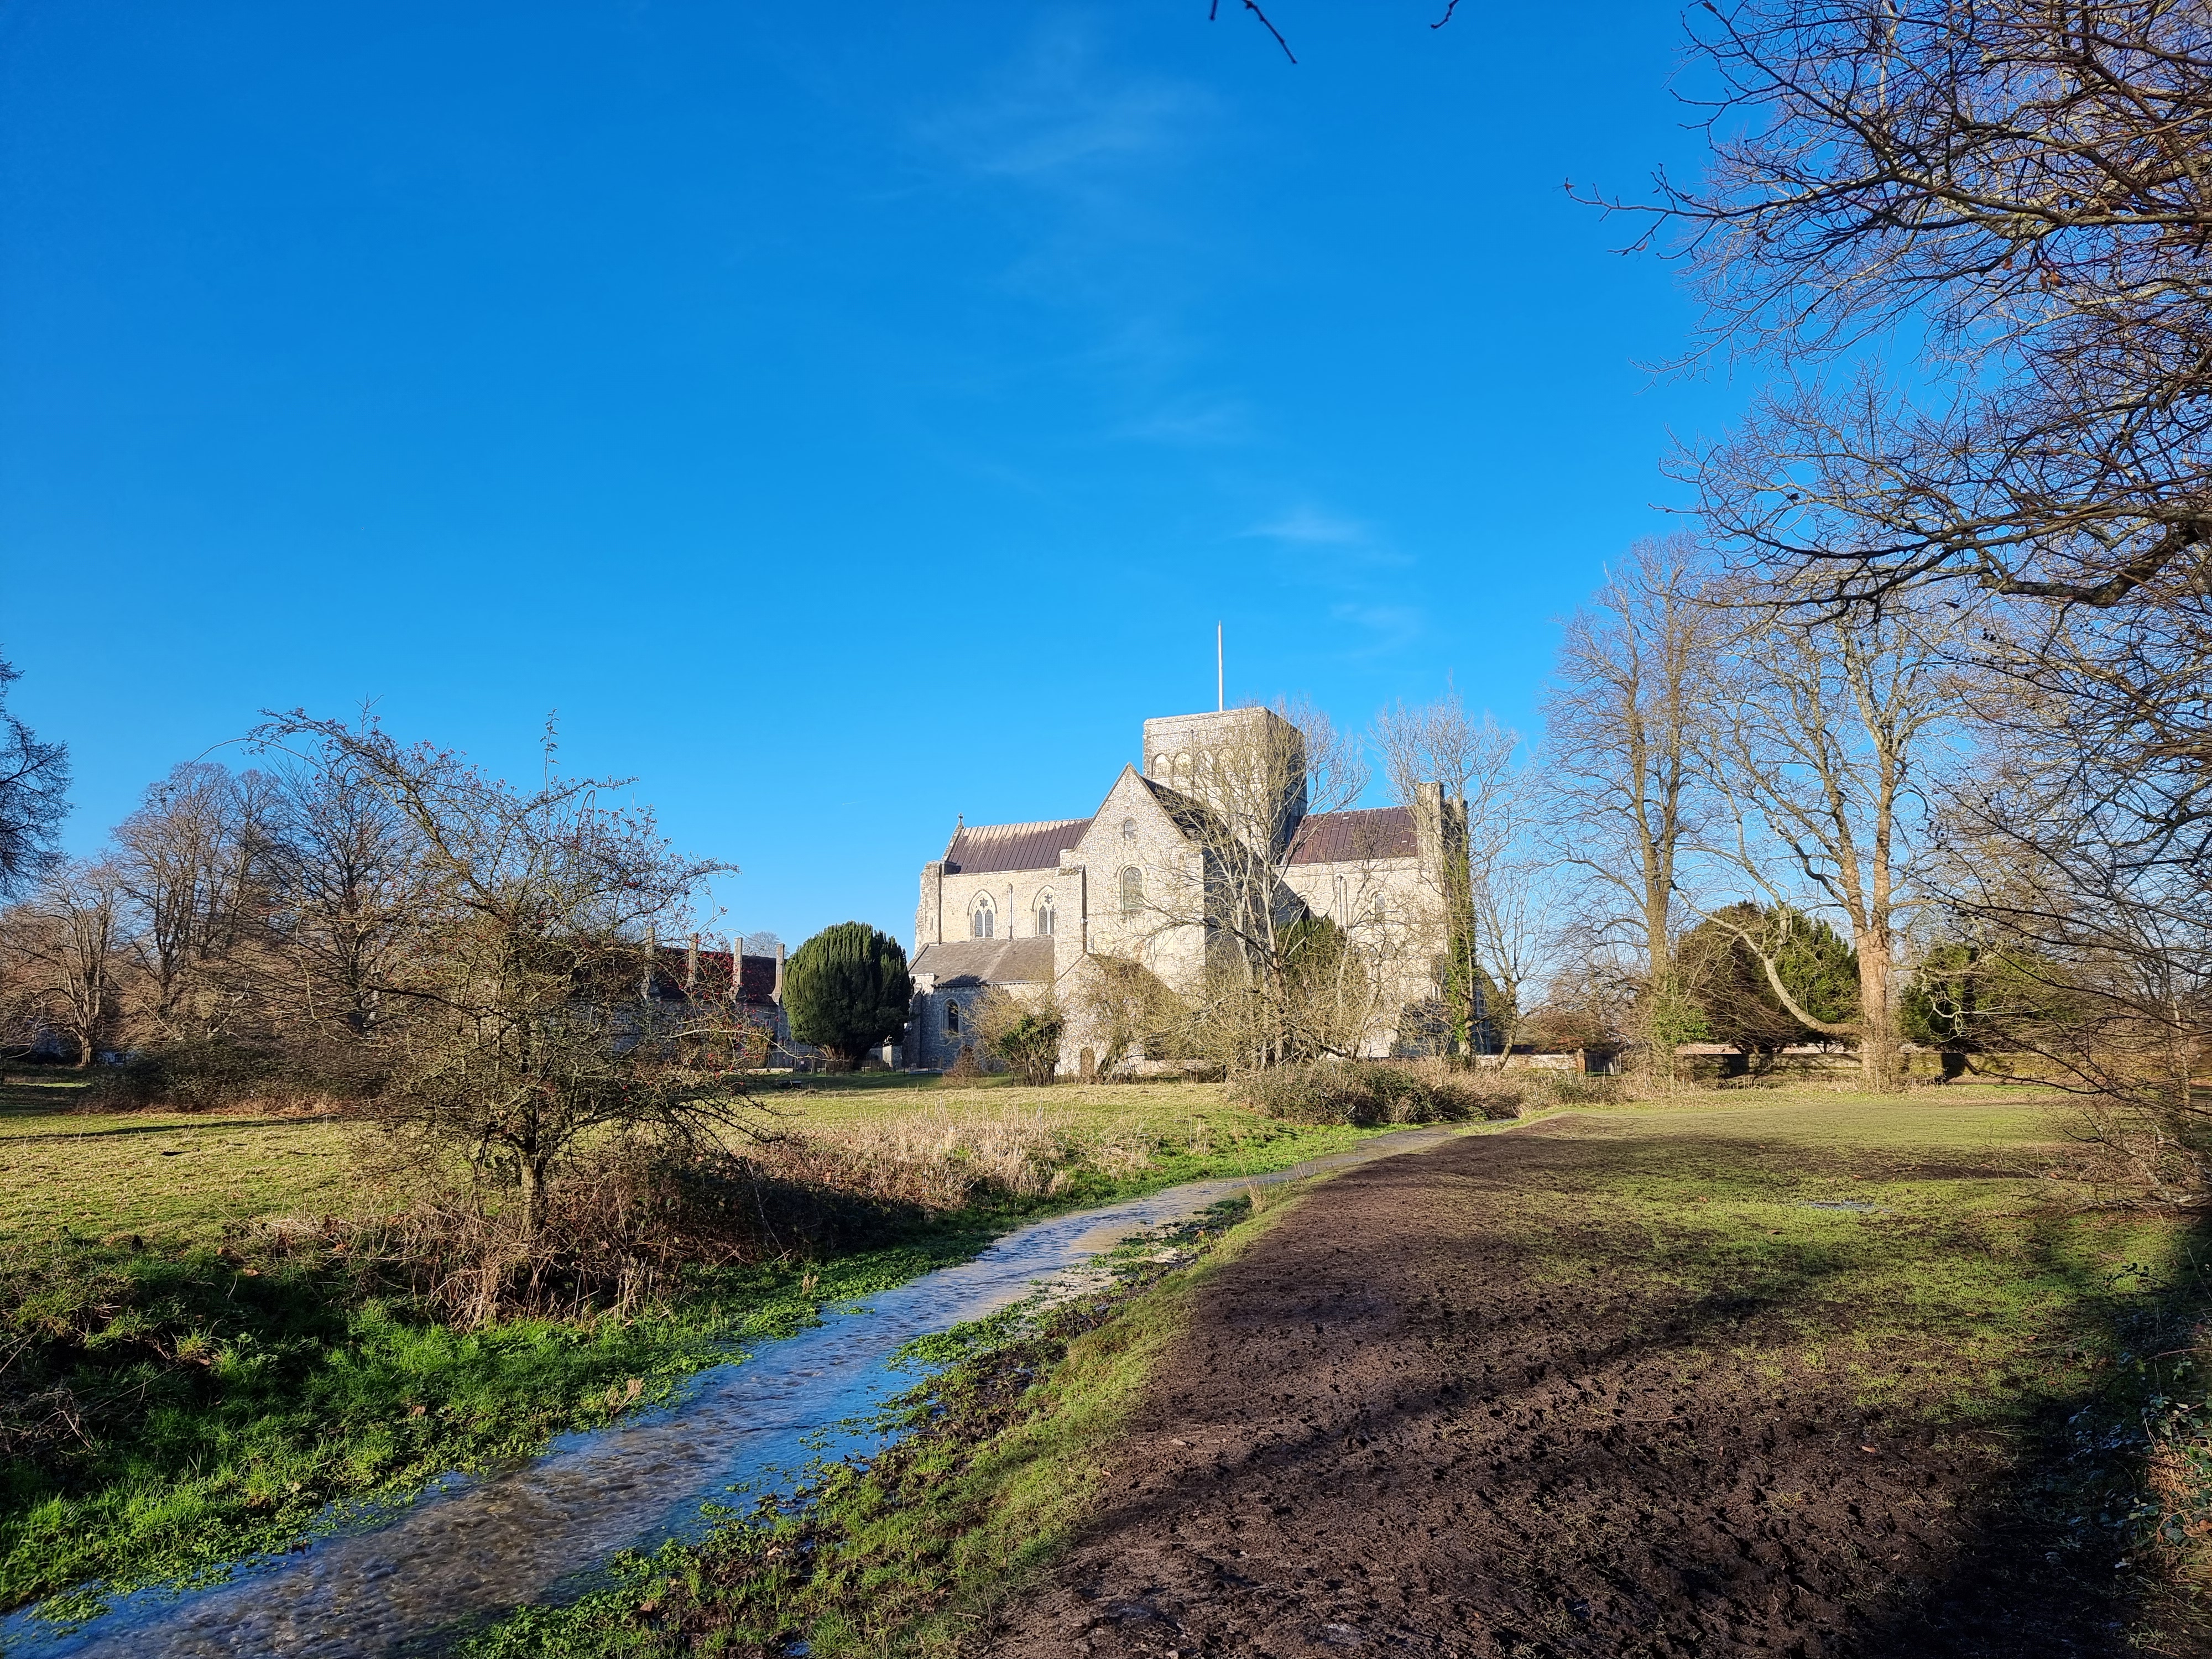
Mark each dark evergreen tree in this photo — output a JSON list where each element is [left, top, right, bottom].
[[784, 921, 912, 1070], [1901, 942, 2075, 1079], [1679, 902, 1858, 1061]]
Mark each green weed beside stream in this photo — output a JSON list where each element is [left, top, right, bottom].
[[455, 1194, 1280, 1659]]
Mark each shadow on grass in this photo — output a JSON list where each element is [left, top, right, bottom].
[[957, 1123, 2207, 1659], [1843, 1204, 2212, 1658]]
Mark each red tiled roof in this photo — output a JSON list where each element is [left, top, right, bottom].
[[651, 947, 780, 1004], [1288, 806, 1419, 865], [943, 817, 1092, 874]]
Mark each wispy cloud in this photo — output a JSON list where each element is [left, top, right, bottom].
[[916, 20, 1215, 201], [1241, 505, 1373, 546], [1115, 397, 1254, 447], [1329, 602, 1426, 658], [907, 15, 1240, 419]]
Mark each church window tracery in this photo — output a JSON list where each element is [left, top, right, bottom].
[[1119, 867, 1144, 915], [1036, 893, 1056, 936], [971, 893, 995, 938]]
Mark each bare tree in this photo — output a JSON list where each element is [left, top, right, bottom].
[[973, 984, 1067, 1086], [1374, 690, 1546, 1065], [1931, 639, 2212, 1186], [258, 712, 750, 1240], [113, 762, 279, 1041], [0, 860, 124, 1066], [259, 729, 431, 1048], [1543, 537, 1719, 1076], [1697, 588, 1968, 1088], [0, 654, 69, 900], [1592, 0, 2212, 1121], [1070, 954, 1190, 1079], [1599, 0, 2212, 618], [1116, 701, 1384, 1070]]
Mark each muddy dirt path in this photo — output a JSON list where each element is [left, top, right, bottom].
[[987, 1118, 2127, 1659]]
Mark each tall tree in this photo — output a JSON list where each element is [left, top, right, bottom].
[[784, 922, 913, 1071], [0, 860, 125, 1066], [0, 654, 69, 900], [1698, 591, 1965, 1089], [1613, 0, 2212, 619], [1604, 0, 2212, 1130], [1544, 538, 1719, 1077], [113, 762, 278, 1039], [260, 729, 430, 1047]]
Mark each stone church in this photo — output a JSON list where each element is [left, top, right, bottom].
[[907, 707, 1463, 1073]]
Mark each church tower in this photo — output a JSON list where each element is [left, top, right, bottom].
[[1140, 707, 1308, 857]]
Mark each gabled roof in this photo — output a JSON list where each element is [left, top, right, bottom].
[[1132, 774, 1223, 840], [943, 817, 1092, 874], [911, 938, 1057, 987], [1288, 806, 1420, 865]]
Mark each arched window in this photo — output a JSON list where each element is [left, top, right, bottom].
[[1151, 754, 1171, 779], [1120, 866, 1144, 916], [1120, 816, 1137, 841], [1036, 894, 1056, 936], [971, 893, 995, 938], [945, 999, 961, 1035], [1370, 895, 1386, 927]]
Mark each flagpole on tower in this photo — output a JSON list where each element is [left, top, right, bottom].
[[1215, 622, 1223, 712]]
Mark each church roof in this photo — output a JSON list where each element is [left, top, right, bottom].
[[943, 817, 1092, 874], [911, 938, 1058, 987], [1289, 806, 1420, 865]]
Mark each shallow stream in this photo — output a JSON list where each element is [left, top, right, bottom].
[[4, 1124, 1469, 1659]]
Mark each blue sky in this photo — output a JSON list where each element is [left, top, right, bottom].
[[2, 2, 1745, 948]]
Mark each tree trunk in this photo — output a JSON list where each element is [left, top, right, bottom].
[[1856, 943, 1898, 1092], [1646, 895, 1676, 1087], [518, 1156, 549, 1241]]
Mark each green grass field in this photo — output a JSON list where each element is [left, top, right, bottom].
[[14, 1072, 2206, 1650], [0, 1072, 1351, 1241], [0, 1069, 1392, 1621]]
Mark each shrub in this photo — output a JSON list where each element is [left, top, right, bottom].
[[1228, 1059, 1521, 1126], [86, 1039, 279, 1112], [974, 988, 1064, 1086], [85, 1038, 386, 1113]]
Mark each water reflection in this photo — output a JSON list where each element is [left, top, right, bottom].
[[4, 1125, 1466, 1658]]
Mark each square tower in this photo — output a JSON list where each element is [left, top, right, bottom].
[[1140, 707, 1308, 852]]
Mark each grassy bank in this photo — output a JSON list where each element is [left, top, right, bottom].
[[0, 1072, 1389, 1622], [461, 1086, 2212, 1656], [456, 1187, 1293, 1658]]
